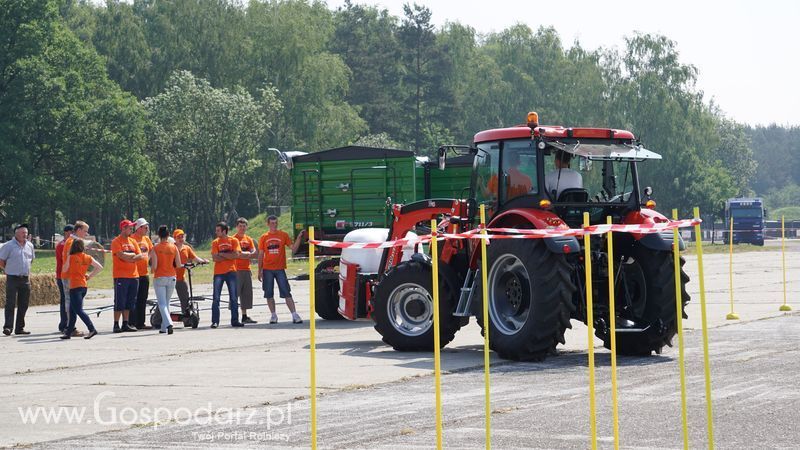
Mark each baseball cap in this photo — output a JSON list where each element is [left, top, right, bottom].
[[14, 223, 29, 231], [134, 218, 149, 230], [119, 219, 135, 230], [63, 224, 75, 232], [173, 229, 185, 238]]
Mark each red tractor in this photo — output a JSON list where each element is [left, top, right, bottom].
[[335, 112, 690, 361]]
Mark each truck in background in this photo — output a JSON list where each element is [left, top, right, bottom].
[[724, 197, 766, 246]]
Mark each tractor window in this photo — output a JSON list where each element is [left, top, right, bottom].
[[475, 142, 500, 210], [502, 140, 537, 200]]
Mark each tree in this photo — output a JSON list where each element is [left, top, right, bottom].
[[142, 71, 276, 240]]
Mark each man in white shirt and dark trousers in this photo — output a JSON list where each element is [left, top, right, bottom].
[[545, 150, 583, 200], [0, 224, 35, 336]]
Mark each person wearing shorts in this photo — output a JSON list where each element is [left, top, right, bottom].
[[234, 217, 258, 324], [174, 229, 207, 316], [257, 215, 305, 324], [111, 220, 144, 333], [210, 221, 244, 328]]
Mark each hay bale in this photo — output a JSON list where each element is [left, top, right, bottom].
[[0, 273, 60, 307]]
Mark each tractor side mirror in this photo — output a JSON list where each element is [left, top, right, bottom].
[[438, 147, 447, 170], [643, 186, 653, 198]]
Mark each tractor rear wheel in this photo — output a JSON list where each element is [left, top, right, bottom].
[[314, 259, 344, 320], [372, 260, 462, 351], [604, 245, 690, 355], [477, 239, 575, 361]]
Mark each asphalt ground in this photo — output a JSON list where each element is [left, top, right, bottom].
[[3, 247, 800, 448]]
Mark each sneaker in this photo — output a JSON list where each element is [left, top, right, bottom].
[[121, 324, 137, 332], [71, 329, 85, 337], [139, 324, 153, 330], [15, 330, 31, 335], [84, 330, 97, 340], [167, 325, 174, 335], [292, 314, 303, 324], [59, 333, 71, 340], [231, 322, 245, 328], [2, 328, 10, 336], [113, 324, 122, 334], [269, 315, 278, 324], [159, 330, 167, 334], [242, 316, 258, 324], [210, 323, 218, 329]]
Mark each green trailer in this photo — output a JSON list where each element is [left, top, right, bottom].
[[277, 146, 474, 256]]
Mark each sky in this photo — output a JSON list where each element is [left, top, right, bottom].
[[327, 0, 800, 126]]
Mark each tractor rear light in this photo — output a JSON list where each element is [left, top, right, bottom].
[[645, 200, 656, 209], [539, 199, 551, 209], [562, 244, 572, 254]]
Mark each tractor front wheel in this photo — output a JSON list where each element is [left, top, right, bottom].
[[372, 260, 461, 351], [604, 245, 690, 355]]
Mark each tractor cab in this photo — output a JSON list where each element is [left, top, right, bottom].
[[467, 112, 662, 228]]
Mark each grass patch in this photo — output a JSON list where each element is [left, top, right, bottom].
[[771, 206, 800, 221], [682, 242, 778, 255]]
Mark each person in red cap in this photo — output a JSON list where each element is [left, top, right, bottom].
[[111, 219, 145, 332]]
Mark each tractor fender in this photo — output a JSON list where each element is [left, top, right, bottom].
[[623, 209, 686, 251], [488, 208, 580, 254]]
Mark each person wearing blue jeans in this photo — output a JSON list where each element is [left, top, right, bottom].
[[210, 221, 244, 328], [65, 287, 97, 339], [151, 225, 183, 334], [212, 271, 240, 326]]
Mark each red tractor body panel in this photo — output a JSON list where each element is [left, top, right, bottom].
[[474, 125, 636, 143]]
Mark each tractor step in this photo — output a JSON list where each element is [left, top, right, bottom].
[[453, 269, 478, 317]]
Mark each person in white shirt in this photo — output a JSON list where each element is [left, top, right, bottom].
[[545, 150, 583, 199]]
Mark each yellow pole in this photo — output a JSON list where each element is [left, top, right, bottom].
[[693, 207, 715, 449], [780, 216, 793, 312], [672, 209, 689, 450], [431, 219, 443, 450], [308, 226, 317, 450], [480, 205, 491, 450], [582, 212, 597, 450], [726, 218, 739, 320], [606, 216, 619, 450]]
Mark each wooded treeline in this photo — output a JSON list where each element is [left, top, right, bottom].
[[2, 0, 797, 241]]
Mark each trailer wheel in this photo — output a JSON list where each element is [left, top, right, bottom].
[[477, 239, 575, 361], [373, 260, 461, 351], [314, 259, 344, 320], [604, 246, 690, 356]]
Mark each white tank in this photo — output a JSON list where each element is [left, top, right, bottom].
[[340, 228, 418, 274]]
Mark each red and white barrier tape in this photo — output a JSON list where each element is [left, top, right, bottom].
[[309, 218, 701, 249]]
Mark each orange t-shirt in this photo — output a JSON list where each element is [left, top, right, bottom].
[[59, 237, 75, 279], [259, 231, 292, 270], [487, 168, 533, 199], [153, 241, 179, 278], [211, 236, 240, 275], [111, 234, 141, 279], [176, 245, 197, 282], [234, 233, 256, 271], [133, 234, 153, 277], [66, 253, 93, 289]]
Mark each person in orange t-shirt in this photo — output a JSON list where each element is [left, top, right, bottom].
[[150, 225, 183, 334], [233, 217, 258, 324], [111, 220, 145, 333], [58, 221, 90, 336], [131, 218, 154, 330], [210, 221, 244, 328], [60, 239, 102, 340], [257, 215, 305, 324], [173, 229, 207, 316]]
